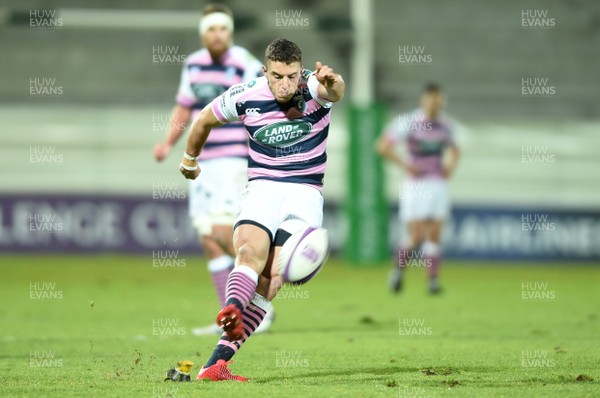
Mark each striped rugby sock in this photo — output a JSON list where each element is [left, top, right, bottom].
[[422, 241, 441, 279], [204, 293, 271, 367], [224, 265, 258, 312]]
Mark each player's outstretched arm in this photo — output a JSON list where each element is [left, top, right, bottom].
[[154, 105, 191, 162], [315, 61, 345, 102], [375, 134, 421, 177], [178, 104, 223, 180], [375, 134, 404, 167]]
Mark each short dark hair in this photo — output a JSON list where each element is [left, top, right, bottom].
[[202, 3, 233, 17], [265, 38, 302, 65], [423, 82, 442, 93]]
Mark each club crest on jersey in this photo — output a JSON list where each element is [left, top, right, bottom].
[[293, 93, 306, 113], [253, 120, 312, 147], [247, 80, 256, 88]]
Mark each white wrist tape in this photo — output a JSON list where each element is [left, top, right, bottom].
[[183, 152, 197, 161], [180, 163, 198, 171], [199, 12, 234, 36]]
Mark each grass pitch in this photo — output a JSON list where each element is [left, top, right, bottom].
[[1, 255, 598, 397]]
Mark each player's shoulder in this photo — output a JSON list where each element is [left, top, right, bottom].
[[216, 76, 267, 117], [184, 48, 209, 65], [438, 112, 456, 129], [226, 76, 268, 101], [301, 68, 314, 84], [305, 68, 333, 94], [303, 69, 335, 108]]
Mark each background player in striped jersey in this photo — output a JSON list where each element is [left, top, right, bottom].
[[152, 4, 274, 335], [178, 38, 345, 381], [376, 83, 460, 294]]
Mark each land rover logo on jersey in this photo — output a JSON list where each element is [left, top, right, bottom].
[[253, 120, 312, 147]]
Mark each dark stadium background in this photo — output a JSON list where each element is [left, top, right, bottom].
[[2, 0, 598, 262]]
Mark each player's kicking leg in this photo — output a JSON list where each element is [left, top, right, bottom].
[[195, 181, 322, 381], [196, 224, 271, 381], [196, 231, 289, 382], [217, 224, 270, 338], [193, 224, 276, 336]]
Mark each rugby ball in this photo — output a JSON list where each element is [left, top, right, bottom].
[[279, 227, 329, 285]]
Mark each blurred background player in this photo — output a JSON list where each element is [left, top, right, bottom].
[[376, 83, 460, 294], [179, 38, 345, 381], [153, 3, 274, 334]]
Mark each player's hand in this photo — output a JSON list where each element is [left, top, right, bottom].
[[154, 142, 172, 162], [442, 165, 455, 179], [404, 164, 422, 177], [179, 157, 200, 180], [315, 61, 338, 88]]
